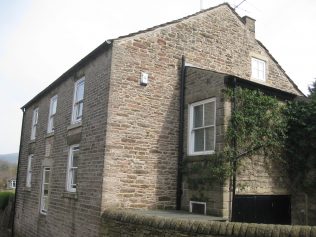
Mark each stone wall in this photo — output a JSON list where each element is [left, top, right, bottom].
[[14, 48, 112, 237], [101, 209, 316, 237], [181, 67, 230, 218], [181, 68, 291, 219], [236, 156, 289, 195], [0, 195, 14, 233], [102, 3, 301, 211], [292, 192, 316, 226]]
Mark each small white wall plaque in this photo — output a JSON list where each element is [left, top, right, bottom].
[[140, 72, 148, 86]]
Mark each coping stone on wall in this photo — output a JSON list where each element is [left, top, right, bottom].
[[310, 226, 316, 237], [102, 209, 315, 237]]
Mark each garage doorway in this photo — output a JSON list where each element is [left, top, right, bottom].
[[232, 195, 291, 224]]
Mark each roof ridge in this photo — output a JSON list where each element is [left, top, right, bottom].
[[114, 3, 237, 40], [22, 3, 236, 109]]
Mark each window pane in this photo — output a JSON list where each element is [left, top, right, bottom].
[[76, 81, 84, 102], [252, 58, 265, 81], [29, 157, 32, 170], [31, 109, 38, 139], [204, 102, 215, 126], [258, 60, 264, 71], [67, 146, 79, 191], [49, 116, 54, 131], [71, 168, 77, 186], [43, 196, 48, 211], [72, 151, 79, 167], [51, 98, 57, 114], [44, 184, 49, 195], [41, 167, 50, 213], [194, 129, 204, 152], [45, 170, 50, 183], [34, 109, 38, 124], [205, 127, 215, 151], [193, 105, 203, 128], [77, 102, 83, 118], [26, 156, 33, 187]]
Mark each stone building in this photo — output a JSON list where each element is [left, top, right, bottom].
[[7, 177, 16, 189], [14, 3, 307, 237]]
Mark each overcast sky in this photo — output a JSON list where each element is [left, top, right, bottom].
[[0, 0, 315, 154]]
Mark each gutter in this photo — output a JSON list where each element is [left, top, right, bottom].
[[231, 77, 237, 221], [224, 76, 297, 101], [176, 56, 186, 210], [11, 108, 26, 237]]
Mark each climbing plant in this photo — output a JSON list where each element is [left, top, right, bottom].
[[183, 87, 287, 191], [184, 82, 316, 196], [225, 87, 287, 163]]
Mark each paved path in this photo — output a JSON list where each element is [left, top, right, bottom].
[[127, 209, 227, 222]]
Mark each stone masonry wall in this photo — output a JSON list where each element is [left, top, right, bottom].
[[182, 68, 292, 219], [236, 156, 289, 195], [182, 67, 230, 218], [14, 48, 112, 237], [101, 209, 316, 237], [102, 4, 301, 211]]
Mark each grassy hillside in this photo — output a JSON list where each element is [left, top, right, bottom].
[[0, 153, 18, 164], [0, 159, 17, 189]]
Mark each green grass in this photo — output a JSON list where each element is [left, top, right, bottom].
[[0, 192, 14, 210]]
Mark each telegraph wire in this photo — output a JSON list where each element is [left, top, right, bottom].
[[234, 0, 247, 10]]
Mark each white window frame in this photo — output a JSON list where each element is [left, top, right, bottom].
[[26, 154, 33, 187], [30, 108, 39, 140], [47, 95, 58, 133], [66, 144, 79, 192], [12, 180, 16, 188], [40, 167, 51, 215], [251, 57, 266, 81], [188, 98, 216, 156], [71, 77, 85, 124]]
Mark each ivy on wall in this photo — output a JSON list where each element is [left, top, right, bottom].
[[183, 83, 316, 197], [183, 87, 287, 194], [225, 87, 287, 162]]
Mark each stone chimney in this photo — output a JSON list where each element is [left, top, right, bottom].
[[242, 16, 256, 35]]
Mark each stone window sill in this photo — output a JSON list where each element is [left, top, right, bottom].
[[45, 132, 55, 138], [62, 191, 78, 200], [184, 154, 217, 163], [67, 122, 82, 131], [24, 187, 31, 192]]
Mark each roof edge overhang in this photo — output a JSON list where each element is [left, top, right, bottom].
[[185, 66, 299, 100], [21, 40, 112, 110], [224, 75, 298, 100], [256, 40, 304, 96]]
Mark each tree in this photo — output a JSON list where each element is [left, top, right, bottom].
[[284, 79, 316, 192], [308, 79, 316, 99]]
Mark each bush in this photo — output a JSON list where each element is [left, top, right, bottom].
[[284, 79, 316, 192], [0, 192, 14, 210]]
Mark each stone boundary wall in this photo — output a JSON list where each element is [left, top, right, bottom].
[[101, 209, 316, 237], [0, 195, 14, 233]]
